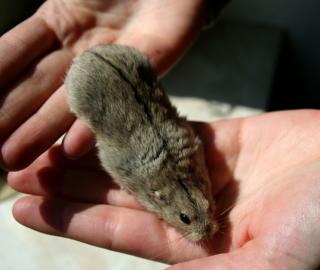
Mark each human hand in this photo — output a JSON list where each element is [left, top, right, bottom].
[[8, 109, 320, 269], [0, 0, 207, 170]]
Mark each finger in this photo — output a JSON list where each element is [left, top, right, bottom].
[[40, 144, 101, 170], [10, 143, 101, 171], [62, 119, 96, 159], [1, 87, 74, 170], [0, 48, 73, 141], [0, 15, 57, 87], [8, 168, 141, 208], [13, 196, 209, 263], [8, 157, 140, 210], [8, 144, 140, 208]]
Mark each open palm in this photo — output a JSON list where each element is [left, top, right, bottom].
[[0, 0, 207, 170], [8, 110, 320, 269]]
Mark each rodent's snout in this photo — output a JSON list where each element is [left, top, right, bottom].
[[211, 220, 219, 235], [204, 220, 219, 240]]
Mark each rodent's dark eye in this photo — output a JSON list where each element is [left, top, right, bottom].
[[180, 213, 191, 225]]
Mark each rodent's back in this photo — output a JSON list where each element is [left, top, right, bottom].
[[66, 45, 152, 142], [66, 45, 216, 241], [66, 45, 181, 177], [66, 45, 184, 145]]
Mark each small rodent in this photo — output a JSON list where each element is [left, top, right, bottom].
[[65, 44, 217, 242]]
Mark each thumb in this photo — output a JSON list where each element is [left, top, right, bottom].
[[166, 240, 295, 270]]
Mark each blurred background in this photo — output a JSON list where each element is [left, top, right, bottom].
[[0, 0, 319, 269], [1, 0, 319, 110]]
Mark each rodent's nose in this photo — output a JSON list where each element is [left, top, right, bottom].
[[211, 221, 219, 234]]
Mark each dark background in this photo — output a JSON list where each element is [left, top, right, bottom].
[[1, 0, 319, 111], [223, 0, 320, 110]]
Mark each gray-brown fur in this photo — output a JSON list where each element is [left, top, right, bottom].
[[65, 44, 217, 241]]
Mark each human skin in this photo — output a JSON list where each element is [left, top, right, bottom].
[[8, 110, 320, 269], [0, 0, 208, 170]]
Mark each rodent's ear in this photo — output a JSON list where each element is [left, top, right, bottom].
[[151, 189, 168, 205]]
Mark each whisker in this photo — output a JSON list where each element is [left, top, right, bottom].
[[218, 202, 237, 217]]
